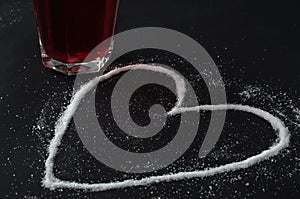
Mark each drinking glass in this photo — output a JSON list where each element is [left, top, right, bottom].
[[33, 0, 119, 75]]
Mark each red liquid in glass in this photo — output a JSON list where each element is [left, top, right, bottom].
[[33, 0, 119, 63]]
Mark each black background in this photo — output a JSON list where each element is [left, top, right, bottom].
[[0, 0, 299, 198]]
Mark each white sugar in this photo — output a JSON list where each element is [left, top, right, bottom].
[[42, 64, 290, 192]]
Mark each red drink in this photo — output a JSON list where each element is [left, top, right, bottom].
[[33, 0, 119, 75]]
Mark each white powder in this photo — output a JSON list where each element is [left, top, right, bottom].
[[293, 108, 300, 121], [42, 64, 290, 192], [238, 85, 300, 128]]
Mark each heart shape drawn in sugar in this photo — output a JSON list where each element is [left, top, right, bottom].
[[42, 64, 290, 192]]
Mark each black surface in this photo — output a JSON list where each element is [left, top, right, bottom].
[[0, 0, 299, 198]]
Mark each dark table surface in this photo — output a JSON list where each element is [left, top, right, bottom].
[[0, 0, 299, 198]]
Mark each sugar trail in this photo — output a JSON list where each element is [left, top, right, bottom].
[[42, 64, 290, 192]]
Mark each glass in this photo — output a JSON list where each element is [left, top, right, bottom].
[[33, 0, 119, 75]]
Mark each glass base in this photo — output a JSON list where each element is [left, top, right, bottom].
[[41, 55, 111, 76], [38, 37, 114, 75]]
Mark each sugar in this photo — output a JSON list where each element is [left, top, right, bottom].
[[42, 64, 290, 192]]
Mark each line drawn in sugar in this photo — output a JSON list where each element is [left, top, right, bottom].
[[42, 64, 290, 192], [238, 84, 300, 128]]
